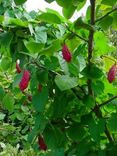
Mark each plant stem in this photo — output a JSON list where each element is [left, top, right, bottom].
[[95, 7, 117, 23], [93, 104, 114, 143], [99, 95, 117, 107], [87, 0, 95, 95], [101, 55, 117, 63], [88, 0, 114, 143], [66, 26, 88, 43]]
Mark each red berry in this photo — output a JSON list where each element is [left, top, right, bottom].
[[38, 135, 47, 151], [19, 70, 30, 91], [107, 64, 117, 83], [62, 44, 72, 62], [16, 61, 21, 73]]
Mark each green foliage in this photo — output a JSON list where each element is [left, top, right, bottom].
[[0, 0, 117, 155]]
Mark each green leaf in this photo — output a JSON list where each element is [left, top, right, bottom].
[[101, 0, 117, 6], [112, 12, 117, 29], [13, 73, 23, 88], [68, 61, 80, 76], [28, 115, 47, 143], [0, 15, 4, 23], [45, 0, 55, 3], [56, 0, 72, 8], [1, 57, 12, 71], [0, 112, 5, 120], [40, 39, 62, 55], [3, 93, 15, 112], [32, 87, 48, 112], [36, 69, 48, 84], [14, 0, 27, 5], [83, 95, 95, 109], [24, 40, 44, 53], [35, 26, 47, 44], [55, 75, 78, 91], [4, 17, 28, 27], [37, 12, 62, 24], [0, 86, 5, 101], [81, 64, 104, 79], [94, 31, 111, 55], [74, 17, 94, 31], [67, 124, 86, 141], [98, 16, 113, 30], [0, 32, 13, 53], [44, 56, 59, 70], [108, 113, 117, 132], [91, 81, 104, 95], [77, 0, 87, 11], [62, 5, 76, 19], [89, 119, 105, 143], [47, 149, 64, 156]]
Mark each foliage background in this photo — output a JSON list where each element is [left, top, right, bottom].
[[0, 0, 117, 155]]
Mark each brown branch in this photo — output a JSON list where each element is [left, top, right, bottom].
[[87, 0, 95, 95], [99, 95, 117, 107], [88, 0, 114, 143], [95, 7, 117, 23], [93, 104, 114, 143]]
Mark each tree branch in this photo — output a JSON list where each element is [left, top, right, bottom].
[[87, 0, 114, 143], [87, 0, 95, 95], [95, 7, 117, 23], [99, 95, 117, 107], [66, 26, 88, 43]]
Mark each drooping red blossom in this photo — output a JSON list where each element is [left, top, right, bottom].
[[16, 60, 21, 73], [107, 64, 117, 83], [19, 70, 30, 91], [62, 44, 72, 62], [38, 84, 42, 92], [38, 135, 47, 151]]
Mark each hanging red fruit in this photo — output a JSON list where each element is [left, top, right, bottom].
[[19, 70, 30, 91], [16, 60, 21, 73], [38, 135, 47, 151], [107, 64, 117, 83], [62, 44, 72, 62]]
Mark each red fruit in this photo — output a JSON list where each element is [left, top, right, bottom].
[[38, 84, 42, 92], [38, 135, 47, 151], [107, 64, 117, 83], [19, 70, 30, 91], [16, 61, 21, 73], [62, 44, 72, 62]]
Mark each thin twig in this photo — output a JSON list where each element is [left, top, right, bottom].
[[70, 31, 89, 43], [66, 26, 88, 43], [95, 7, 117, 23], [99, 95, 117, 107]]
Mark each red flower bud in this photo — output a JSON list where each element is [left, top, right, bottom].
[[38, 135, 47, 151], [38, 84, 42, 92], [16, 60, 21, 73], [19, 70, 30, 91], [28, 95, 32, 101], [62, 44, 72, 62], [107, 64, 117, 83]]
